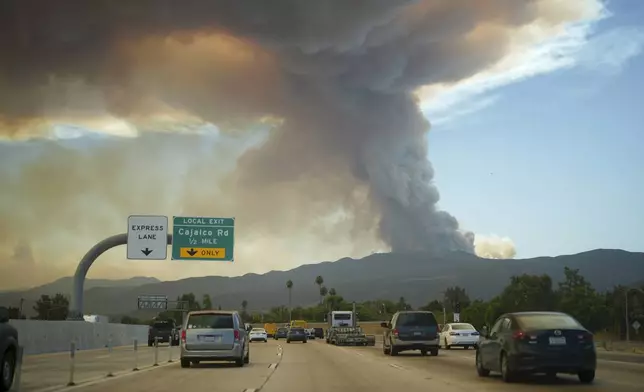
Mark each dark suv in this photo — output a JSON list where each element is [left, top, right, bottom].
[[148, 319, 176, 346], [0, 306, 18, 392], [381, 311, 440, 356]]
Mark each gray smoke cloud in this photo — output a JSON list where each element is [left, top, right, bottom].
[[0, 0, 600, 287]]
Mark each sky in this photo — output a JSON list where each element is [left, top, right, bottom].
[[425, 0, 644, 258], [0, 0, 643, 289]]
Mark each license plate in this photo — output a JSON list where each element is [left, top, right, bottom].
[[200, 335, 220, 343], [413, 332, 422, 336], [549, 336, 566, 345]]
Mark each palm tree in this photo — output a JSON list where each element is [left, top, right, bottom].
[[315, 276, 324, 304], [242, 300, 248, 313], [328, 288, 337, 296], [286, 280, 293, 323]]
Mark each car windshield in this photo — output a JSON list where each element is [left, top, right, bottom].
[[516, 314, 582, 330], [451, 323, 475, 330], [396, 312, 437, 327], [187, 313, 234, 329]]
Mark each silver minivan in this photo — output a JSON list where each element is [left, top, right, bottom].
[[180, 310, 250, 367]]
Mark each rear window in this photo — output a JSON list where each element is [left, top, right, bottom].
[[334, 313, 351, 320], [516, 314, 582, 330], [290, 328, 305, 333], [251, 328, 265, 332], [153, 321, 174, 329], [396, 312, 438, 327], [451, 323, 475, 330], [277, 328, 288, 332], [187, 313, 234, 329]]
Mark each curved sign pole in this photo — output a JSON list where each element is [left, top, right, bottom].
[[67, 234, 173, 320]]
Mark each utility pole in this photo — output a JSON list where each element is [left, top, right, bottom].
[[352, 301, 357, 328]]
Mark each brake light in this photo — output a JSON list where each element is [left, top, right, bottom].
[[392, 329, 399, 337], [437, 326, 442, 332], [512, 331, 527, 340], [234, 330, 240, 341], [578, 332, 593, 341], [181, 329, 186, 343]]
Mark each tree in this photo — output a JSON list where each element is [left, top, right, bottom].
[[315, 276, 324, 304], [397, 297, 411, 311], [328, 288, 337, 296], [241, 300, 249, 322], [286, 280, 293, 322], [202, 294, 213, 310], [33, 293, 69, 320], [319, 286, 328, 299], [556, 267, 607, 332], [6, 307, 24, 319], [443, 286, 471, 312], [497, 274, 556, 312], [420, 300, 443, 312]]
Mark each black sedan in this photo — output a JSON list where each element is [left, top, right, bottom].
[[286, 327, 308, 343], [476, 311, 596, 384], [0, 306, 18, 392], [274, 327, 289, 340]]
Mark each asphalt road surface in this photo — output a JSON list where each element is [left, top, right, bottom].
[[20, 344, 180, 392], [17, 340, 644, 392]]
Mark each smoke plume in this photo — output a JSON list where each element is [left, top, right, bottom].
[[0, 1, 600, 287], [475, 235, 517, 259]]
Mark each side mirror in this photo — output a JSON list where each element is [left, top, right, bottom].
[[380, 322, 389, 328], [0, 306, 9, 323], [480, 326, 488, 338]]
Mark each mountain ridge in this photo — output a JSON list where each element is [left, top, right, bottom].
[[1, 249, 642, 318]]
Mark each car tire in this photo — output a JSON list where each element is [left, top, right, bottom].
[[244, 349, 250, 364], [303, 340, 307, 344], [430, 348, 439, 356], [0, 348, 16, 392], [578, 370, 595, 384], [287, 340, 291, 344], [148, 341, 153, 347], [420, 349, 427, 356], [476, 350, 490, 377], [389, 345, 399, 356], [180, 359, 190, 368], [500, 352, 516, 383]]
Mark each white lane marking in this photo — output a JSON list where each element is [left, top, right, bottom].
[[276, 345, 283, 356], [242, 389, 257, 392], [388, 363, 405, 370], [353, 351, 364, 357], [94, 355, 110, 359], [31, 361, 177, 392], [268, 363, 278, 369]]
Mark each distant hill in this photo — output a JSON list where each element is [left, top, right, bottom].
[[1, 249, 642, 319], [0, 276, 160, 316]]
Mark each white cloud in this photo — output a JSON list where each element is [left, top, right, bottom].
[[576, 26, 644, 75], [418, 2, 644, 127]]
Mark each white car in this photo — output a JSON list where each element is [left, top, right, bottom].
[[440, 322, 480, 349], [305, 328, 316, 339], [249, 328, 268, 342]]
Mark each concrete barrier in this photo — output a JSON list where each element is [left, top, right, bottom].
[[9, 320, 148, 355]]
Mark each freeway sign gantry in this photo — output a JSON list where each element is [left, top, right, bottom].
[[138, 295, 168, 310], [171, 216, 235, 261], [127, 215, 168, 260]]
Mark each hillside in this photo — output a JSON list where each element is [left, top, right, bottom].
[[1, 249, 642, 318]]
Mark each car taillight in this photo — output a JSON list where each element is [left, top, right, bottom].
[[449, 332, 459, 336], [392, 329, 399, 337], [181, 329, 186, 343], [578, 332, 593, 341], [234, 330, 240, 341], [512, 331, 527, 340]]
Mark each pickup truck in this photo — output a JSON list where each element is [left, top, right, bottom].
[[148, 320, 176, 346]]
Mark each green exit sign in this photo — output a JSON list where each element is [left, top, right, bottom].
[[171, 216, 235, 261]]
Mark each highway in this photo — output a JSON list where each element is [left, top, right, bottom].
[[16, 340, 644, 392]]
